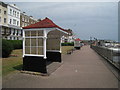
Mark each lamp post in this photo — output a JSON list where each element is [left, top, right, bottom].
[[90, 36, 92, 48]]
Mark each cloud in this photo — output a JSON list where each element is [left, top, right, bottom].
[[2, 0, 119, 2], [7, 2, 118, 41]]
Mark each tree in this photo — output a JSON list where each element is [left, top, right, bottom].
[[38, 18, 41, 21]]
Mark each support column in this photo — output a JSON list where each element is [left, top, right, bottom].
[[60, 37, 62, 53], [44, 30, 47, 59], [23, 30, 25, 57]]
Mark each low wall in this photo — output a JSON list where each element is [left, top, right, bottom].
[[23, 52, 62, 74], [91, 45, 120, 70], [23, 56, 47, 73]]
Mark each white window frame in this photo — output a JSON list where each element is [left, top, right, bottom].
[[13, 19, 16, 25], [23, 29, 45, 58], [10, 9, 12, 15], [23, 28, 68, 59]]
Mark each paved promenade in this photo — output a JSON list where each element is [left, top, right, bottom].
[[3, 45, 118, 88]]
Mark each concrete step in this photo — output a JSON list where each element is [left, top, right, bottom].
[[46, 61, 63, 75]]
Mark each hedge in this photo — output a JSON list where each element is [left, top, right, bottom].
[[2, 40, 22, 58], [2, 39, 13, 58], [7, 40, 22, 49], [61, 42, 74, 46]]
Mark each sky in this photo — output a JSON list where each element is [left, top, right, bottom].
[[6, 1, 118, 41]]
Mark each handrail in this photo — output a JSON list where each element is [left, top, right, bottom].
[[91, 45, 120, 70]]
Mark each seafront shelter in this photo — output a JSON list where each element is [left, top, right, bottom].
[[74, 38, 82, 50], [22, 17, 68, 73]]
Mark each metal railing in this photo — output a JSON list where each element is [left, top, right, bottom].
[[91, 45, 120, 70]]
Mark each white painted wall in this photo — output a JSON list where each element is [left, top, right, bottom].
[[7, 4, 20, 27], [7, 4, 21, 40], [61, 35, 74, 43]]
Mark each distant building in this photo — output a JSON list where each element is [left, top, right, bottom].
[[7, 4, 22, 40], [61, 29, 75, 43], [0, 1, 8, 39], [74, 38, 82, 49], [1, 1, 38, 40], [20, 12, 38, 27]]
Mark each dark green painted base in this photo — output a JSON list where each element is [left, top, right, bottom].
[[23, 56, 47, 73], [46, 51, 61, 62]]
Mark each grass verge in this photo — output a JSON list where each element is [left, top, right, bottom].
[[2, 46, 74, 76], [61, 46, 74, 54], [2, 49, 23, 76]]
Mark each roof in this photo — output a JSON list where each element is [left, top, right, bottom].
[[23, 17, 66, 31], [0, 1, 7, 8], [75, 38, 81, 41]]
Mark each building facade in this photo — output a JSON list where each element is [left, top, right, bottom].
[[0, 1, 9, 39], [20, 12, 37, 27], [61, 29, 75, 43], [7, 4, 22, 40], [1, 2, 38, 40]]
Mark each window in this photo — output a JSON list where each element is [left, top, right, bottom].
[[1, 28, 4, 34], [22, 17, 24, 21], [25, 23, 27, 26], [4, 18, 6, 23], [0, 17, 1, 22], [24, 31, 44, 55], [22, 23, 24, 27], [13, 10, 14, 15], [10, 37, 12, 40], [15, 11, 16, 17], [27, 18, 29, 22], [25, 18, 27, 22], [6, 29, 10, 34], [4, 11, 6, 15], [10, 19, 12, 24], [13, 19, 16, 24], [10, 9, 12, 15], [21, 30, 23, 36], [17, 21, 19, 26], [16, 30, 18, 35], [17, 12, 19, 18], [13, 29, 15, 35], [9, 28, 11, 34]]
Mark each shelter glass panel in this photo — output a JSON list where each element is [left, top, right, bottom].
[[31, 47, 37, 54], [24, 30, 44, 56], [31, 31, 36, 36], [38, 38, 43, 46], [25, 31, 30, 36], [31, 38, 36, 46], [25, 38, 30, 46], [38, 31, 43, 36], [38, 47, 43, 55], [25, 47, 30, 54], [47, 38, 60, 50]]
